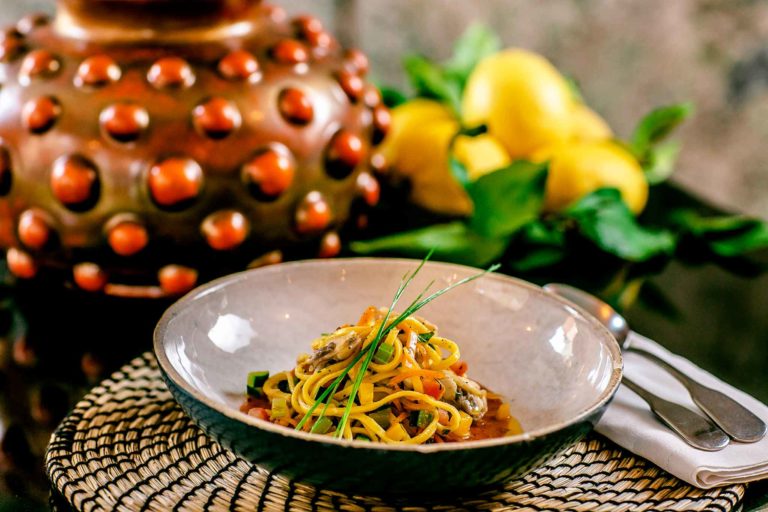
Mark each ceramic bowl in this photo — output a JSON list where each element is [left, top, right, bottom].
[[154, 258, 622, 495]]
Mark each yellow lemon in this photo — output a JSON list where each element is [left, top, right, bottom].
[[379, 99, 455, 162], [544, 141, 648, 214], [380, 99, 471, 215], [572, 103, 613, 142], [453, 134, 511, 181], [462, 49, 575, 159]]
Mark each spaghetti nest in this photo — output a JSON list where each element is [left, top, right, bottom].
[[259, 306, 498, 444]]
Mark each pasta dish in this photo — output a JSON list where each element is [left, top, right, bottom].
[[241, 306, 521, 444]]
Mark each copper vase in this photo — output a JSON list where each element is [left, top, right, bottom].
[[0, 0, 389, 298]]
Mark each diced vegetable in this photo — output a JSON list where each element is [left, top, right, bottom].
[[311, 416, 333, 434], [270, 397, 289, 419], [386, 422, 409, 441], [450, 360, 468, 376], [454, 411, 473, 437], [246, 371, 269, 397], [369, 408, 391, 428], [358, 382, 374, 405], [496, 402, 511, 421], [422, 378, 443, 399], [437, 408, 450, 425], [247, 407, 270, 421], [247, 371, 269, 388], [417, 331, 435, 343], [410, 410, 433, 429], [373, 343, 394, 364], [355, 434, 371, 442]]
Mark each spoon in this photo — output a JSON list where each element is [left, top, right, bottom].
[[543, 283, 748, 451]]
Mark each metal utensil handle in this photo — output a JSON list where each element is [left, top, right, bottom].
[[622, 377, 729, 452], [628, 348, 767, 443]]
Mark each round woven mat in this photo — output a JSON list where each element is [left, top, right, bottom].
[[46, 353, 746, 512]]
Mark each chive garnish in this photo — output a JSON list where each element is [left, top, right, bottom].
[[417, 331, 435, 343], [294, 250, 500, 441]]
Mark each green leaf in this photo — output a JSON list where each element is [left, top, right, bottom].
[[444, 24, 501, 86], [643, 140, 680, 185], [379, 85, 408, 108], [468, 161, 549, 239], [449, 157, 470, 187], [566, 188, 676, 261], [564, 75, 584, 104], [630, 103, 694, 156], [671, 210, 768, 257], [670, 210, 760, 236], [506, 221, 566, 272], [350, 222, 507, 267], [709, 224, 768, 257], [403, 55, 462, 114]]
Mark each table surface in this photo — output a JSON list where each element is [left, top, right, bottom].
[[1, 261, 768, 511]]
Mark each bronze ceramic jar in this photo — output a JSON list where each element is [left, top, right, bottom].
[[0, 0, 389, 298]]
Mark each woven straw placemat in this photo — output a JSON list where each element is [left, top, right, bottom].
[[46, 353, 746, 512]]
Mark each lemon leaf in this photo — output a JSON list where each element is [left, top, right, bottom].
[[670, 210, 768, 258], [468, 161, 549, 238], [630, 103, 694, 157], [643, 140, 680, 185], [378, 85, 408, 108], [403, 55, 462, 114], [449, 157, 470, 187], [566, 188, 676, 261], [350, 222, 507, 267], [444, 24, 501, 88], [506, 221, 567, 272]]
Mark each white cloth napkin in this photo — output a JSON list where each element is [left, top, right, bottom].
[[596, 332, 768, 488]]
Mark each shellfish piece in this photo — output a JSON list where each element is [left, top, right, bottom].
[[50, 155, 100, 211], [278, 87, 314, 125], [295, 191, 332, 234], [100, 103, 149, 143], [201, 210, 249, 250], [148, 157, 204, 208], [7, 247, 37, 279], [271, 39, 309, 65], [22, 96, 60, 134], [192, 97, 242, 139], [75, 55, 121, 87], [326, 130, 366, 180], [242, 145, 295, 200], [318, 231, 341, 258], [356, 172, 380, 207], [147, 57, 195, 89], [18, 209, 50, 249], [107, 219, 148, 256], [19, 49, 60, 84], [218, 49, 260, 82], [73, 262, 108, 292], [158, 265, 198, 295]]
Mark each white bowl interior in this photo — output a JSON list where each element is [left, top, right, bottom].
[[161, 259, 621, 435]]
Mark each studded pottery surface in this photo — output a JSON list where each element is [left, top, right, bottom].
[[0, 1, 388, 298], [46, 354, 746, 512]]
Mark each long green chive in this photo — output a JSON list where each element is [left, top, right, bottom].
[[295, 250, 435, 432], [334, 260, 500, 438]]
